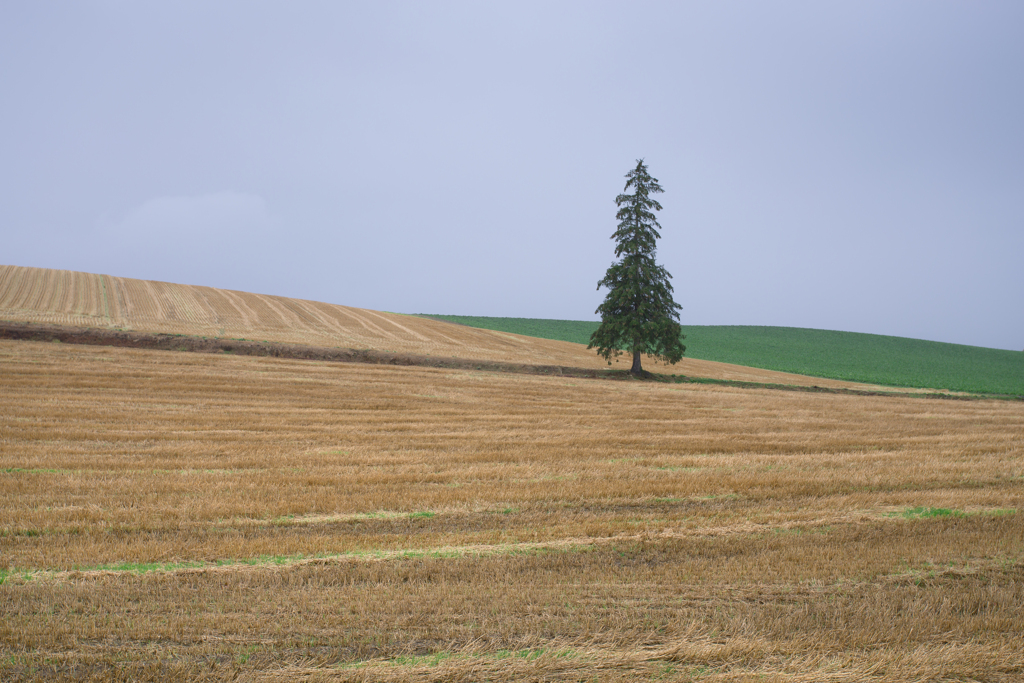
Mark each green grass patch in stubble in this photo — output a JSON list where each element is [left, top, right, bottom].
[[9, 555, 326, 580], [1, 468, 64, 475], [341, 647, 580, 670], [6, 541, 601, 581], [95, 560, 210, 573], [2, 527, 83, 538], [268, 510, 437, 526], [890, 507, 966, 519], [652, 493, 739, 504], [421, 316, 1024, 395], [888, 507, 1016, 520]]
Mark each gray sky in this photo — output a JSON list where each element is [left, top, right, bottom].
[[2, 1, 1022, 350]]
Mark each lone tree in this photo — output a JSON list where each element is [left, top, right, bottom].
[[588, 159, 686, 375]]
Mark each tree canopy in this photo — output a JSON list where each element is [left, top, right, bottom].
[[588, 159, 685, 375]]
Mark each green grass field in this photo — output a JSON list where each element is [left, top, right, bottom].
[[421, 316, 1024, 396]]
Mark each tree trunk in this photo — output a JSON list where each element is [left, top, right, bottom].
[[630, 349, 643, 375]]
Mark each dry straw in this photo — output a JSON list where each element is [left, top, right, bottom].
[[2, 338, 1022, 680]]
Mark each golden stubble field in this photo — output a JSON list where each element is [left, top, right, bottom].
[[0, 263, 647, 368], [1, 338, 1022, 682], [0, 264, 919, 391]]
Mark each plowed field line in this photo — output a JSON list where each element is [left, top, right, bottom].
[[0, 266, 17, 309], [22, 266, 54, 311], [52, 269, 68, 313], [218, 288, 257, 329], [29, 267, 54, 311], [191, 286, 225, 326], [0, 267, 26, 309], [361, 309, 431, 342], [234, 291, 285, 330], [415, 320, 463, 346], [129, 278, 160, 321], [280, 297, 347, 338], [72, 270, 95, 317], [63, 270, 79, 315], [106, 275, 129, 323], [57, 269, 71, 312], [207, 287, 249, 328], [170, 285, 204, 325], [99, 274, 111, 320], [293, 299, 359, 342], [342, 307, 401, 341], [256, 292, 311, 332]]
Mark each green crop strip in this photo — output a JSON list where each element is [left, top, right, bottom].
[[421, 316, 1024, 396]]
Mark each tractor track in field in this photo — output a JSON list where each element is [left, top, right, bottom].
[[1, 320, 1015, 401]]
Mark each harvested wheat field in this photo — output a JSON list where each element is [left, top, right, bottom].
[[0, 263, 650, 367], [1, 264, 916, 391], [2, 333, 1023, 682]]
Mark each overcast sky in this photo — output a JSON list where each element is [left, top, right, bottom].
[[2, 2, 1021, 350]]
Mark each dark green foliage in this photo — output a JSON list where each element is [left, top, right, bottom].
[[419, 317, 1024, 396], [588, 160, 685, 374]]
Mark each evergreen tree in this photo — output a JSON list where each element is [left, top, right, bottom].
[[588, 159, 686, 375]]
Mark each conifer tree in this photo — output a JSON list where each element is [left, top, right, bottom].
[[588, 159, 686, 375]]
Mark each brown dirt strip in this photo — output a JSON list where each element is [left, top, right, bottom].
[[0, 320, 1005, 401]]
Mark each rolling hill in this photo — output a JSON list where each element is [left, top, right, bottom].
[[0, 264, 989, 393], [3, 264, 1023, 680]]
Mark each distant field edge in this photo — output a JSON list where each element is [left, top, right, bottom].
[[418, 315, 1024, 396], [6, 320, 1018, 402]]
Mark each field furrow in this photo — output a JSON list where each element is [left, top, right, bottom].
[[255, 291, 314, 333], [290, 299, 360, 344], [119, 278, 158, 321], [168, 285, 207, 326], [206, 286, 251, 330], [190, 285, 226, 327], [341, 306, 404, 341], [235, 291, 279, 329], [0, 266, 32, 312], [150, 280, 181, 322], [362, 308, 432, 342], [35, 267, 60, 313], [0, 266, 17, 310], [105, 275, 130, 325], [221, 288, 261, 330]]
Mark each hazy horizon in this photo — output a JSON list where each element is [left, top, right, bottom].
[[3, 2, 1021, 351]]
